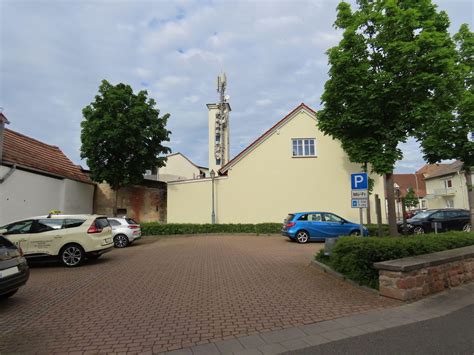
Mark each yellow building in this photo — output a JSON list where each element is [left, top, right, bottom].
[[167, 103, 387, 224], [156, 153, 208, 182]]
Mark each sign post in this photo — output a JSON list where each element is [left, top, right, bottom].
[[351, 173, 368, 236]]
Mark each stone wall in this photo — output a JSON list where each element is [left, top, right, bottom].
[[94, 180, 167, 223], [375, 246, 474, 301]]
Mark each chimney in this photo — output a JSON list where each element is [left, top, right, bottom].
[[0, 111, 10, 163]]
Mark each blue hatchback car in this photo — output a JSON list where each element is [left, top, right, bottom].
[[281, 212, 368, 243]]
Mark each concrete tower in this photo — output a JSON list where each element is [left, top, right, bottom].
[[208, 73, 231, 173]]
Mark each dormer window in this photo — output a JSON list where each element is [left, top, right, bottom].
[[292, 138, 316, 157]]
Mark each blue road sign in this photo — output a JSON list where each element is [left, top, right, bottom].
[[351, 173, 368, 190]]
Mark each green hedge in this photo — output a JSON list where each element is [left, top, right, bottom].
[[316, 232, 474, 289], [141, 223, 282, 235], [366, 224, 390, 236]]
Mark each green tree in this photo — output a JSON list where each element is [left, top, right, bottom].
[[318, 0, 459, 235], [404, 187, 419, 209], [418, 24, 474, 229], [81, 80, 171, 214]]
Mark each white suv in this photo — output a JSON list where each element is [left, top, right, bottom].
[[1, 214, 113, 267]]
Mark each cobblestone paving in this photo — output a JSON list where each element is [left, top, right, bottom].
[[0, 235, 398, 354]]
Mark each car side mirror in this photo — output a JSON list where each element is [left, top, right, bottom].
[[0, 228, 7, 235]]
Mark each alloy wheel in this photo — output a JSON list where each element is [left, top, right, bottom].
[[462, 223, 471, 232], [413, 226, 425, 235], [114, 235, 129, 248], [62, 246, 83, 266], [296, 231, 309, 243]]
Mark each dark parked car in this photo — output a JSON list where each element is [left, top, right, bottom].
[[0, 235, 29, 299], [398, 209, 471, 235]]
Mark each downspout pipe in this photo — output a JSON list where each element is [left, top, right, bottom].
[[0, 164, 16, 183]]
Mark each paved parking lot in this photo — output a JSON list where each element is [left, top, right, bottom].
[[0, 235, 397, 354]]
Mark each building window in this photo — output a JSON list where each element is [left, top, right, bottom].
[[292, 138, 316, 157], [444, 179, 452, 188], [446, 199, 454, 208]]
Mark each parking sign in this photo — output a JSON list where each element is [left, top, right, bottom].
[[351, 173, 368, 190]]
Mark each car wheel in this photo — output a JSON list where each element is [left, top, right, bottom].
[[114, 234, 129, 248], [296, 230, 309, 244], [349, 230, 361, 236], [60, 244, 84, 267], [0, 290, 18, 299], [413, 226, 425, 235], [462, 223, 471, 232]]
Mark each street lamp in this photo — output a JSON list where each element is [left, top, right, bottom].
[[210, 169, 216, 224]]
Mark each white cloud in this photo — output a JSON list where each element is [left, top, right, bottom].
[[256, 99, 272, 107], [1, 0, 471, 171]]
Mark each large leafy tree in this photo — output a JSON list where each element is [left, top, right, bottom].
[[81, 80, 171, 214], [318, 0, 459, 235], [418, 24, 474, 228]]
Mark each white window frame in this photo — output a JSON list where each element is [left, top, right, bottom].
[[292, 138, 316, 157]]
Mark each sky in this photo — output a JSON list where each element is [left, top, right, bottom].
[[1, 0, 472, 173]]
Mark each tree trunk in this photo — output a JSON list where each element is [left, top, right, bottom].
[[113, 188, 119, 217], [385, 173, 398, 236], [465, 169, 474, 230]]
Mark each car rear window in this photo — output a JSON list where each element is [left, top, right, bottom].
[[285, 214, 295, 223], [125, 218, 138, 225], [95, 217, 110, 229], [64, 219, 86, 229]]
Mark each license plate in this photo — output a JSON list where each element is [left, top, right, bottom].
[[0, 266, 19, 278]]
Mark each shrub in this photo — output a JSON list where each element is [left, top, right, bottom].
[[140, 223, 282, 236], [315, 232, 474, 289], [366, 224, 390, 236]]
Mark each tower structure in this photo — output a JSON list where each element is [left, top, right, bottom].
[[208, 73, 231, 173]]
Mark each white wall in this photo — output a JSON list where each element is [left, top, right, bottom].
[[0, 165, 94, 225], [157, 153, 202, 182], [425, 173, 469, 210]]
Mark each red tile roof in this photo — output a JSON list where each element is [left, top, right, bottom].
[[419, 161, 463, 180], [393, 173, 426, 197], [219, 103, 317, 174], [2, 128, 92, 184]]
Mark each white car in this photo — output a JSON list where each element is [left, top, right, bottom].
[[1, 214, 113, 267], [107, 217, 142, 248]]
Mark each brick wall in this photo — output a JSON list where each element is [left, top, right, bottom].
[[94, 180, 167, 223], [378, 256, 474, 301]]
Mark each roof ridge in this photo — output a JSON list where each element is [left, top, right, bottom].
[[219, 103, 317, 174]]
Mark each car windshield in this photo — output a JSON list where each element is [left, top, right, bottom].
[[411, 211, 432, 220]]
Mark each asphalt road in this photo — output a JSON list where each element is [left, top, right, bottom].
[[286, 305, 474, 355]]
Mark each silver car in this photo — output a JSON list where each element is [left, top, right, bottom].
[[107, 217, 142, 248]]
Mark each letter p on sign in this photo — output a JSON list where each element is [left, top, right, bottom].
[[351, 173, 368, 190]]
